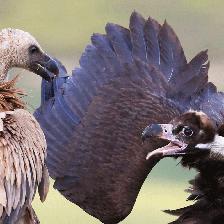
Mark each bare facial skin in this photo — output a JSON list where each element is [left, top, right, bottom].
[[142, 111, 222, 160]]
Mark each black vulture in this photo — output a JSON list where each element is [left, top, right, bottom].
[[143, 111, 224, 223], [0, 28, 58, 223], [34, 12, 223, 223]]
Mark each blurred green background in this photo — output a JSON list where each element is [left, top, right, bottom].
[[1, 0, 224, 223]]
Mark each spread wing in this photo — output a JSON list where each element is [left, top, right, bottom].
[[34, 12, 216, 223], [0, 109, 48, 223]]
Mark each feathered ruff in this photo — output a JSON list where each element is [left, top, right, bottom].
[[0, 75, 25, 111]]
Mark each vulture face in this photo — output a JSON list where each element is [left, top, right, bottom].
[[27, 44, 59, 81], [142, 111, 224, 161], [0, 28, 59, 81]]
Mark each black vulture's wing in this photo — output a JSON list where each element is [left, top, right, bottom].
[[34, 12, 213, 223]]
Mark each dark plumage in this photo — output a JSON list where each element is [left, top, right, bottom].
[[143, 111, 224, 223], [34, 12, 224, 223]]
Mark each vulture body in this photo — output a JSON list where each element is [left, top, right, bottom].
[[34, 12, 224, 223], [0, 28, 58, 223]]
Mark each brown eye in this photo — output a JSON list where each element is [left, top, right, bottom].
[[29, 45, 39, 54], [183, 127, 194, 137]]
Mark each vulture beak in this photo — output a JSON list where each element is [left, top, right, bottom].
[[142, 124, 188, 160], [29, 54, 59, 81]]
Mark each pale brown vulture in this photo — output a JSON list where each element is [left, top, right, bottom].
[[0, 28, 58, 224], [34, 12, 224, 224]]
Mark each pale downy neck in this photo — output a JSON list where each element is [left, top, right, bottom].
[[0, 29, 17, 82], [0, 52, 13, 82]]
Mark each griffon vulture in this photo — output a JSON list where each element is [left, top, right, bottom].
[[0, 28, 58, 223]]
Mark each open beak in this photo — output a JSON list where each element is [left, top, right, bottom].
[[29, 54, 59, 81], [142, 124, 188, 160]]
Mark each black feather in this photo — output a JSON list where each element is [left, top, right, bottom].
[[34, 11, 224, 224]]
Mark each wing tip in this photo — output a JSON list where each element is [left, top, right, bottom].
[[130, 10, 145, 23]]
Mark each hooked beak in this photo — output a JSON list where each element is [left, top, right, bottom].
[[142, 124, 188, 160], [29, 54, 59, 81]]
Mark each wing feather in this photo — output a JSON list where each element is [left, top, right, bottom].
[[144, 17, 161, 65], [129, 11, 147, 62], [34, 11, 221, 223], [105, 23, 132, 62], [159, 21, 187, 81]]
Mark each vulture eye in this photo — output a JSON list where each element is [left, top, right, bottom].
[[29, 45, 39, 54], [183, 127, 194, 137]]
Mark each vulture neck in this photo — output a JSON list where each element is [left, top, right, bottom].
[[0, 30, 26, 110], [0, 48, 17, 82], [0, 60, 11, 82], [0, 30, 22, 82]]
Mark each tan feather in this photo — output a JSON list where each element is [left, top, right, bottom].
[[0, 180, 6, 207], [0, 75, 25, 111], [38, 165, 49, 202], [13, 185, 20, 210], [0, 205, 3, 218]]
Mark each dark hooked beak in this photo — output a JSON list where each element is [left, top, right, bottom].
[[29, 54, 59, 81], [142, 124, 188, 160], [142, 124, 163, 142]]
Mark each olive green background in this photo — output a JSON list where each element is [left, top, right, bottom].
[[1, 1, 224, 223]]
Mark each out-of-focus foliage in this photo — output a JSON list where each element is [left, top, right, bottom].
[[2, 1, 224, 223]]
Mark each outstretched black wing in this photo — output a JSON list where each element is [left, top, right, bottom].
[[34, 12, 218, 223]]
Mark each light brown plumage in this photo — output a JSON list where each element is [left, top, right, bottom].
[[0, 104, 49, 223], [0, 75, 25, 111], [0, 28, 58, 223]]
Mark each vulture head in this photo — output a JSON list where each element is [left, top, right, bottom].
[[0, 28, 59, 81], [142, 111, 224, 168]]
